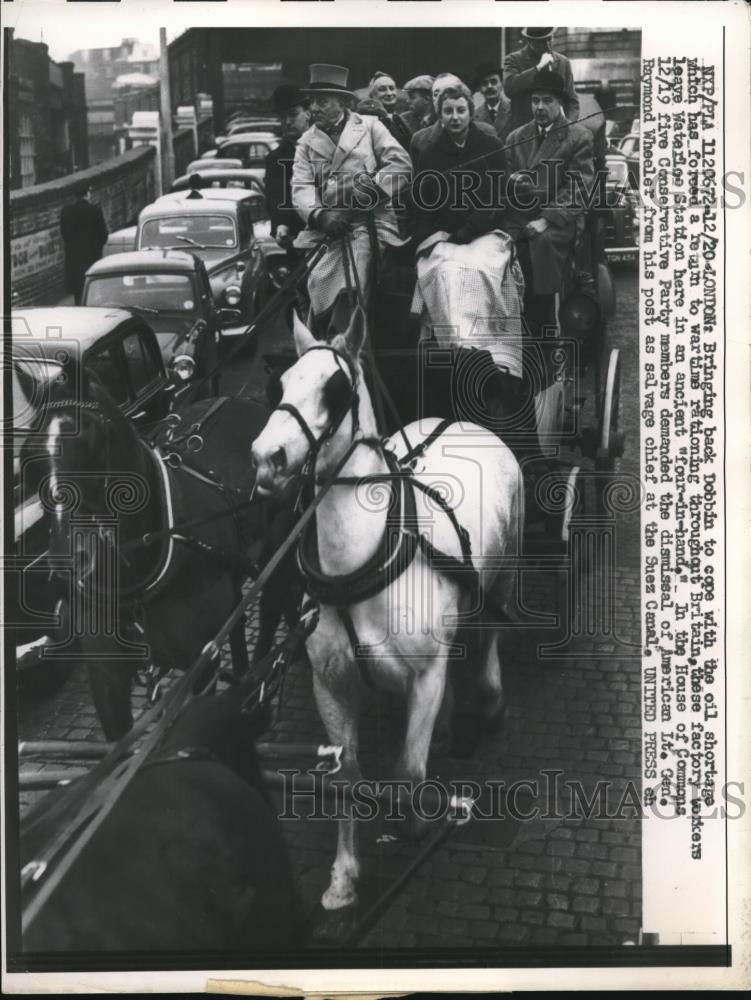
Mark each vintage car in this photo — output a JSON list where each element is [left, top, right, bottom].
[[602, 149, 640, 265], [170, 169, 266, 196], [135, 187, 283, 330], [186, 157, 244, 174], [81, 249, 223, 391], [215, 132, 279, 168], [11, 307, 183, 672]]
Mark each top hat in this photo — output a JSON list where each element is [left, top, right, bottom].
[[271, 84, 309, 114], [529, 70, 567, 98], [473, 62, 503, 90], [302, 64, 354, 96], [522, 27, 555, 40]]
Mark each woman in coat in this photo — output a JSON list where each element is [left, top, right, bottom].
[[410, 84, 534, 452]]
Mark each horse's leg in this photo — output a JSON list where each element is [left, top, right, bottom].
[[475, 628, 506, 732], [310, 658, 362, 935], [393, 655, 450, 841], [81, 634, 139, 741]]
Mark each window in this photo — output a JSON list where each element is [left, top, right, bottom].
[[85, 273, 197, 313], [85, 347, 128, 405], [122, 330, 160, 395], [140, 215, 237, 250]]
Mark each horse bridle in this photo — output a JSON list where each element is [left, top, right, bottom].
[[274, 344, 361, 472]]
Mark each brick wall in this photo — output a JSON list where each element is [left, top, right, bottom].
[[172, 127, 197, 180], [9, 146, 157, 307]]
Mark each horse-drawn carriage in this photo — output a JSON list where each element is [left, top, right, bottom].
[[13, 148, 628, 952]]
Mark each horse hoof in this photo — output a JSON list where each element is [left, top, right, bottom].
[[309, 903, 359, 947]]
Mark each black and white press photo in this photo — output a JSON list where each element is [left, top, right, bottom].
[[2, 0, 749, 993]]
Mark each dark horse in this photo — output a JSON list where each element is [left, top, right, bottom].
[[20, 687, 303, 953], [38, 380, 293, 740]]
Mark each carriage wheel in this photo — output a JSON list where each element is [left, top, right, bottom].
[[596, 348, 625, 513]]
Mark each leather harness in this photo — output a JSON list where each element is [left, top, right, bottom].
[[286, 346, 481, 688]]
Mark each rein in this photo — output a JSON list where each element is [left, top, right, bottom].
[[20, 436, 360, 935]]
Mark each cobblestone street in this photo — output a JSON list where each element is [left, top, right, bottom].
[[13, 268, 642, 953]]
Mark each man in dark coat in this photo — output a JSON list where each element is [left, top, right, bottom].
[[264, 84, 311, 249], [473, 62, 513, 143], [401, 74, 435, 135], [503, 27, 580, 133], [369, 72, 413, 150], [60, 183, 108, 304], [504, 70, 594, 327]]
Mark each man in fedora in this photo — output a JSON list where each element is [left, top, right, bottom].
[[504, 70, 594, 331], [401, 74, 435, 135], [292, 63, 411, 336], [473, 62, 512, 143], [265, 84, 311, 248], [368, 71, 412, 150], [503, 28, 579, 133]]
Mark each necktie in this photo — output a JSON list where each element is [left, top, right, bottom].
[[535, 128, 546, 149]]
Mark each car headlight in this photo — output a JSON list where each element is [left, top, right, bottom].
[[224, 284, 242, 306], [172, 355, 196, 381]]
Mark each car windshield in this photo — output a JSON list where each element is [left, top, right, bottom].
[[140, 215, 237, 250], [85, 273, 198, 313]]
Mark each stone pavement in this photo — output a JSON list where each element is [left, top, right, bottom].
[[13, 268, 643, 952]]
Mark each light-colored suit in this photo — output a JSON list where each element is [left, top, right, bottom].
[[291, 112, 412, 320], [504, 115, 594, 295], [292, 112, 411, 251]]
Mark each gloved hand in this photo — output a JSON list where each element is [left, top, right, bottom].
[[537, 52, 555, 71], [315, 209, 351, 238]]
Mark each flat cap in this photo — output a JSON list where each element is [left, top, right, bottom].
[[403, 74, 435, 93]]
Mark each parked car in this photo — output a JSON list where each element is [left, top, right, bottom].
[[81, 249, 223, 392], [171, 168, 266, 195], [220, 117, 281, 139], [215, 133, 280, 169], [10, 307, 182, 669], [135, 188, 279, 331], [602, 150, 640, 265], [617, 133, 640, 186], [186, 157, 244, 174]]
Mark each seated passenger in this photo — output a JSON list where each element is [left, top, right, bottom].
[[503, 71, 595, 334], [410, 84, 537, 460]]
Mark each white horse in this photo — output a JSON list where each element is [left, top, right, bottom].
[[251, 310, 524, 940]]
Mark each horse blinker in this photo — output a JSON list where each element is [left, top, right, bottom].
[[323, 369, 353, 424]]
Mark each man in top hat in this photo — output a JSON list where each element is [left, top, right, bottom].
[[503, 28, 580, 133], [264, 84, 311, 248], [503, 70, 594, 331], [292, 63, 411, 336], [401, 74, 435, 135], [369, 71, 412, 150], [473, 62, 512, 143]]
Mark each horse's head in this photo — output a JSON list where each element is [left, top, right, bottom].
[[40, 380, 152, 592], [252, 308, 371, 496], [41, 380, 141, 521]]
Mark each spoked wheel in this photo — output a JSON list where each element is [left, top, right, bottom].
[[595, 348, 625, 513]]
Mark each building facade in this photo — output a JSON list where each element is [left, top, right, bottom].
[[7, 31, 89, 190]]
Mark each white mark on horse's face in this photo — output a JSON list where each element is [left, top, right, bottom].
[[252, 350, 345, 496], [47, 416, 62, 515]]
